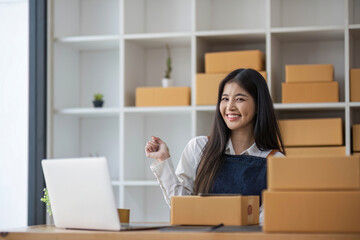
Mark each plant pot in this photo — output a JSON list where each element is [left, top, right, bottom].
[[92, 100, 104, 108], [162, 78, 173, 88]]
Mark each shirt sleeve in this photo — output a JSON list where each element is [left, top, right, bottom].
[[150, 136, 207, 207]]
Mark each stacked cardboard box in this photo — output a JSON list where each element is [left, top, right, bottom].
[[353, 124, 360, 152], [280, 118, 345, 157], [197, 50, 266, 105], [351, 69, 360, 102], [264, 155, 360, 233], [282, 64, 339, 103]]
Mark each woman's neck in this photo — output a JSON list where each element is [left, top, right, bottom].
[[230, 126, 255, 155]]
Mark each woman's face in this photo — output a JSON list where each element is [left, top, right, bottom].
[[219, 81, 256, 132]]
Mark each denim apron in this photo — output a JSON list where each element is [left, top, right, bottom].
[[210, 154, 267, 204]]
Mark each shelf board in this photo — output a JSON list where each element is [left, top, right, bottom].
[[349, 24, 360, 30], [124, 32, 191, 48], [55, 107, 120, 116], [350, 102, 360, 108], [274, 102, 346, 110], [124, 106, 192, 114], [271, 25, 344, 41], [196, 29, 266, 42], [195, 106, 216, 111], [54, 35, 120, 50]]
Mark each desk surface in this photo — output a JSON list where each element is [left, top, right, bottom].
[[1, 225, 360, 240]]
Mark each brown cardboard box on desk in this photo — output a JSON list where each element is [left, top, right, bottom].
[[267, 155, 360, 190], [171, 195, 259, 226], [279, 118, 343, 147], [135, 87, 190, 107], [285, 64, 333, 83], [282, 81, 339, 103], [205, 50, 265, 73], [196, 71, 266, 105], [351, 69, 360, 102]]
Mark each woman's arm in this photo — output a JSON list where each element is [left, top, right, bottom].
[[146, 136, 207, 207]]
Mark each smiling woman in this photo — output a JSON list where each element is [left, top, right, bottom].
[[145, 68, 285, 224]]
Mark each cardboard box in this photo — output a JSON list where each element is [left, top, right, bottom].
[[263, 191, 360, 233], [135, 87, 190, 107], [205, 50, 264, 73], [351, 69, 360, 102], [196, 73, 226, 105], [285, 64, 333, 83], [279, 118, 343, 147], [196, 71, 267, 105], [267, 155, 360, 190], [171, 196, 259, 226], [282, 81, 339, 103], [285, 146, 346, 156], [353, 124, 360, 152]]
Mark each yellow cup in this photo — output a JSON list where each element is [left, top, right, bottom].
[[117, 209, 130, 223]]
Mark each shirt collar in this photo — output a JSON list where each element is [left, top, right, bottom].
[[225, 138, 262, 157]]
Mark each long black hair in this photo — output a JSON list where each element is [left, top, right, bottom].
[[193, 68, 285, 194]]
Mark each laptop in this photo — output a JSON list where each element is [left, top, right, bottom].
[[42, 157, 168, 231]]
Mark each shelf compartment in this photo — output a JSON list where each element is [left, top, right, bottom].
[[54, 35, 120, 50], [123, 113, 191, 182], [124, 0, 192, 34], [196, 34, 266, 73], [349, 0, 360, 25], [53, 44, 119, 108], [196, 111, 215, 137], [349, 29, 360, 69], [53, 115, 120, 180], [196, 0, 266, 31], [271, 0, 344, 28], [124, 38, 191, 107], [270, 31, 345, 103], [53, 0, 119, 38], [123, 186, 170, 222]]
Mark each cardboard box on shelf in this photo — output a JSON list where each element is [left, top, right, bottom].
[[196, 73, 226, 105], [353, 124, 360, 152], [279, 118, 343, 147], [205, 50, 264, 73], [285, 146, 346, 156], [285, 64, 333, 83], [135, 87, 190, 107], [267, 155, 360, 190], [263, 191, 360, 233], [351, 69, 360, 102], [282, 81, 339, 103], [171, 196, 259, 226]]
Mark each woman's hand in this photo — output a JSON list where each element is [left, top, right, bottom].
[[145, 136, 170, 162]]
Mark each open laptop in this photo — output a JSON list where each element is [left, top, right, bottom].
[[42, 157, 168, 231]]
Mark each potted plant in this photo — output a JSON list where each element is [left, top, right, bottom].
[[162, 44, 173, 87], [93, 93, 104, 107]]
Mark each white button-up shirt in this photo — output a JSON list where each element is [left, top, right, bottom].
[[150, 136, 284, 224]]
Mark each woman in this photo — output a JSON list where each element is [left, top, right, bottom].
[[145, 68, 285, 222]]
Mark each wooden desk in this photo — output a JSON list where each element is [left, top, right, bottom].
[[1, 225, 360, 240]]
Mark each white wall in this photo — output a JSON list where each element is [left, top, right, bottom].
[[0, 0, 29, 229]]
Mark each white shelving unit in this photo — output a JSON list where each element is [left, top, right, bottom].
[[47, 0, 360, 222]]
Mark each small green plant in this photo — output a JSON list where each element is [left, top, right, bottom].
[[40, 188, 52, 216], [94, 93, 103, 101], [164, 44, 172, 79]]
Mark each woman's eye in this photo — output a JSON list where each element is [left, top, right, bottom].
[[236, 98, 245, 102], [221, 97, 228, 101]]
